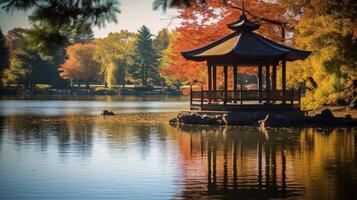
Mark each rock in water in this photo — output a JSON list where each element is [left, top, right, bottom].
[[311, 109, 335, 124], [320, 109, 334, 120], [101, 110, 115, 116], [200, 114, 217, 125]]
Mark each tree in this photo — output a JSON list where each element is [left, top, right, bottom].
[[3, 43, 54, 90], [1, 28, 27, 87], [0, 28, 9, 87], [160, 0, 288, 87], [129, 26, 160, 86], [5, 28, 27, 53], [278, 0, 357, 108], [153, 29, 170, 55], [59, 43, 100, 88], [95, 30, 137, 88], [0, 0, 120, 56], [72, 23, 95, 44]]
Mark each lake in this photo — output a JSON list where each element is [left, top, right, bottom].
[[0, 96, 189, 116], [0, 97, 356, 199]]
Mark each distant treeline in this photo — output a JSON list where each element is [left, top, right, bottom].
[[0, 25, 177, 91]]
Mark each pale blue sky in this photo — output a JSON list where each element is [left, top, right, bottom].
[[0, 0, 181, 37]]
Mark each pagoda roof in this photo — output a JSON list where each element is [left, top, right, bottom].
[[181, 11, 311, 66]]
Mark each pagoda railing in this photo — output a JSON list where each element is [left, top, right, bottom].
[[190, 85, 301, 110]]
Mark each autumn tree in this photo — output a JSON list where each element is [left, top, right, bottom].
[[95, 30, 137, 88], [160, 0, 289, 88], [0, 28, 9, 88], [59, 43, 100, 88], [1, 28, 27, 87], [279, 0, 357, 108], [129, 26, 160, 86]]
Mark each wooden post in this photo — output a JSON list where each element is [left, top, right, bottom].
[[298, 85, 301, 109], [201, 85, 204, 109], [282, 60, 286, 104], [266, 65, 270, 103], [233, 65, 238, 103], [190, 84, 193, 109], [224, 65, 228, 106], [258, 65, 263, 103], [290, 87, 294, 107], [208, 65, 212, 104], [240, 82, 243, 105], [272, 65, 277, 103], [213, 65, 217, 102]]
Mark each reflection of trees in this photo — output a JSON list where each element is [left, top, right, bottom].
[[100, 123, 174, 160], [0, 117, 4, 149], [58, 120, 94, 158], [2, 117, 94, 158], [3, 116, 49, 151], [174, 125, 357, 199]]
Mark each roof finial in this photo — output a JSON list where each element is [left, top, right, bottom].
[[242, 0, 245, 16]]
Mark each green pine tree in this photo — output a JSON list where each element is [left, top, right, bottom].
[[129, 26, 160, 86]]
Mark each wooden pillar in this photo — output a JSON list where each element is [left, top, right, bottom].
[[190, 84, 193, 109], [224, 65, 228, 106], [233, 65, 238, 103], [272, 65, 277, 103], [258, 65, 263, 103], [200, 85, 204, 109], [213, 65, 217, 90], [213, 65, 217, 102], [272, 65, 277, 91], [290, 87, 294, 107], [282, 59, 287, 104], [208, 65, 212, 104], [266, 65, 270, 103], [298, 85, 301, 109], [208, 65, 212, 90], [240, 83, 243, 105]]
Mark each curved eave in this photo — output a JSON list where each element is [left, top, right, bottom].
[[182, 31, 288, 62], [181, 32, 239, 60], [253, 33, 311, 61], [182, 31, 312, 63]]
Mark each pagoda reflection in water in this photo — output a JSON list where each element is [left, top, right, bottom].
[[174, 126, 356, 199]]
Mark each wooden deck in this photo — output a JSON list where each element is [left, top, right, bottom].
[[190, 88, 301, 111]]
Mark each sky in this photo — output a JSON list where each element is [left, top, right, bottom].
[[0, 0, 181, 38]]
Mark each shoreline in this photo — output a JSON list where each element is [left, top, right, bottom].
[[1, 112, 178, 124]]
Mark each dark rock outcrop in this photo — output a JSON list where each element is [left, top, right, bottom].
[[101, 110, 115, 116], [310, 109, 335, 124], [170, 109, 357, 127]]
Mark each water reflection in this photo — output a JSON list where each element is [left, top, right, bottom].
[[0, 118, 356, 199], [174, 125, 357, 199]]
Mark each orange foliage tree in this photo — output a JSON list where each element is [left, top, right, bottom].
[[59, 43, 100, 87], [161, 0, 293, 88]]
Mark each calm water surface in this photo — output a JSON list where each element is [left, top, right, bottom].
[[0, 96, 189, 116], [0, 97, 356, 199]]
